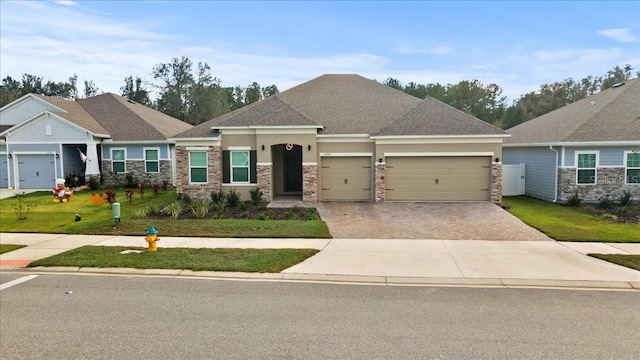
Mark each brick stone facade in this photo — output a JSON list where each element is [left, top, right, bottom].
[[175, 145, 222, 200], [257, 164, 272, 202], [558, 167, 639, 203], [302, 164, 317, 202], [491, 163, 503, 203], [375, 162, 385, 202], [100, 160, 172, 187]]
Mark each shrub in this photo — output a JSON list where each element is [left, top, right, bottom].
[[284, 209, 295, 220], [305, 208, 318, 220], [190, 199, 210, 219], [238, 202, 247, 211], [133, 208, 149, 219], [225, 188, 241, 207], [104, 189, 117, 205], [87, 175, 100, 191], [65, 172, 84, 188], [249, 188, 263, 205], [210, 189, 225, 204], [598, 195, 614, 210], [12, 193, 37, 220], [212, 200, 225, 219], [146, 202, 162, 215], [152, 182, 160, 197], [138, 180, 146, 198], [124, 188, 135, 204], [164, 201, 186, 219], [618, 190, 633, 207], [176, 192, 192, 204], [566, 192, 581, 207], [123, 173, 137, 189], [161, 180, 169, 191]]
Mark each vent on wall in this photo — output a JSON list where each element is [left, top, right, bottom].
[[612, 82, 626, 88]]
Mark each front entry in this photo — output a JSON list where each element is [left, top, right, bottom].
[[283, 144, 302, 193]]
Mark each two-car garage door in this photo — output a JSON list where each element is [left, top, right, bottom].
[[385, 156, 491, 201]]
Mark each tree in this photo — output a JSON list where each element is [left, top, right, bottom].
[[601, 64, 633, 90], [185, 62, 229, 125], [152, 56, 195, 121], [244, 82, 262, 104], [120, 76, 151, 106], [262, 84, 279, 98], [383, 77, 403, 90], [82, 79, 101, 98]]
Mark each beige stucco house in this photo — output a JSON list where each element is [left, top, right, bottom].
[[171, 74, 509, 203]]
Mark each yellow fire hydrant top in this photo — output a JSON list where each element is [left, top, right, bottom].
[[145, 226, 159, 252]]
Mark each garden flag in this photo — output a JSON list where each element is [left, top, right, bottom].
[[76, 148, 88, 163]]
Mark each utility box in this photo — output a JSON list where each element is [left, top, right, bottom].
[[112, 202, 121, 222]]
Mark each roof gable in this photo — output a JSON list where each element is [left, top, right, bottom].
[[506, 79, 640, 144]]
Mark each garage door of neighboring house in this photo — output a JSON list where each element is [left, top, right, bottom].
[[1, 155, 7, 188], [321, 157, 371, 201], [385, 156, 491, 201], [17, 154, 56, 189]]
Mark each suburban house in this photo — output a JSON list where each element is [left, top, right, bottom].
[[171, 74, 509, 203], [503, 78, 640, 203], [0, 93, 192, 190]]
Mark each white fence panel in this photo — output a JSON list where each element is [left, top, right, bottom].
[[503, 163, 525, 196]]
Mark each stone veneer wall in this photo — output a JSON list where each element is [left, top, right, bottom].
[[491, 163, 502, 204], [100, 160, 172, 187], [257, 164, 272, 202], [302, 164, 317, 202], [175, 145, 222, 200], [375, 162, 385, 202], [558, 167, 639, 203]]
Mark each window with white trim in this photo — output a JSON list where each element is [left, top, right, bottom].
[[145, 148, 159, 173], [231, 151, 250, 183], [111, 149, 126, 173], [626, 151, 640, 184], [576, 152, 597, 185], [189, 151, 207, 183]]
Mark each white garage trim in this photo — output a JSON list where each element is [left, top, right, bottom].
[[320, 152, 373, 157], [385, 152, 494, 157]]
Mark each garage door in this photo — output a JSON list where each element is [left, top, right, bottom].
[[17, 154, 56, 189], [386, 156, 491, 201], [321, 157, 371, 201], [1, 156, 7, 188]]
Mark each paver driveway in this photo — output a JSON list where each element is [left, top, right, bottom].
[[314, 202, 551, 241]]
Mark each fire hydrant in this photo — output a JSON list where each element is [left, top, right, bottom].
[[145, 226, 159, 252]]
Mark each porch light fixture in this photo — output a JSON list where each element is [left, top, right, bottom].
[[55, 153, 60, 159], [378, 158, 382, 163], [495, 157, 500, 163], [7, 154, 11, 159], [261, 145, 265, 151], [308, 145, 311, 151]]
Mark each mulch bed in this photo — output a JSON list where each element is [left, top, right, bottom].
[[147, 201, 319, 221]]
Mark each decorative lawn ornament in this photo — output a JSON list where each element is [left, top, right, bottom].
[[52, 178, 73, 203]]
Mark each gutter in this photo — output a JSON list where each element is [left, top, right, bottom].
[[549, 146, 559, 203]]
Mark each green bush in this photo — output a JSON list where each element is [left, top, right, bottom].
[[249, 188, 263, 205], [87, 175, 100, 190], [598, 195, 614, 210], [190, 199, 210, 219], [164, 201, 186, 219], [176, 192, 192, 204], [225, 188, 241, 207], [618, 190, 633, 207], [566, 192, 581, 207], [123, 172, 138, 189], [210, 189, 225, 204]]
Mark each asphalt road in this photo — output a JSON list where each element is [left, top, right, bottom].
[[1, 273, 639, 359]]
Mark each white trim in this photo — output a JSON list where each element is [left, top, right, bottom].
[[255, 128, 320, 135], [110, 148, 127, 173], [222, 183, 257, 187], [374, 137, 505, 145], [575, 150, 599, 185], [186, 146, 209, 151], [188, 150, 208, 184], [228, 146, 251, 150], [319, 152, 373, 157], [560, 146, 565, 167], [12, 152, 58, 190], [101, 139, 174, 145], [143, 147, 160, 174], [302, 162, 318, 166], [558, 165, 624, 169], [230, 150, 250, 184], [372, 134, 509, 140], [256, 162, 273, 166], [504, 141, 640, 147], [384, 152, 494, 157], [625, 150, 640, 185]]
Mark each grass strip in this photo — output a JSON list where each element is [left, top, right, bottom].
[[29, 246, 319, 273], [503, 196, 640, 242], [0, 244, 26, 254], [588, 254, 640, 271]]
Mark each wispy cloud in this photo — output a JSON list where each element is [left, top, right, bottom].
[[598, 28, 637, 43]]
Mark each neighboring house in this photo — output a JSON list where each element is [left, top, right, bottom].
[[503, 78, 640, 203], [0, 93, 192, 190], [171, 74, 508, 203]]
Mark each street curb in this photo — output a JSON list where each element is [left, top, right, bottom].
[[5, 267, 639, 290]]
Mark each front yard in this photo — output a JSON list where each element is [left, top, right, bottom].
[[0, 189, 331, 238]]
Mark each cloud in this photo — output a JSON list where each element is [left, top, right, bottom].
[[598, 28, 637, 43], [392, 43, 453, 55], [429, 44, 453, 55], [53, 0, 78, 6]]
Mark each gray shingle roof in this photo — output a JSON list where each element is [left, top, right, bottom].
[[176, 74, 506, 138], [37, 95, 111, 136], [506, 78, 640, 144]]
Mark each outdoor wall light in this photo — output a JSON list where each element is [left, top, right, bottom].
[[55, 153, 60, 159], [7, 154, 11, 159], [495, 157, 500, 163], [261, 145, 265, 151], [308, 145, 311, 151], [378, 158, 383, 163]]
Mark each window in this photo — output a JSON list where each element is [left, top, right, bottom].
[[145, 148, 159, 173], [231, 151, 250, 183], [189, 151, 207, 183], [626, 152, 640, 184], [111, 149, 126, 173], [576, 152, 597, 185]]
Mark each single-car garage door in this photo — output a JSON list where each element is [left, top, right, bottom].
[[386, 156, 491, 201], [17, 154, 56, 189], [321, 157, 371, 201]]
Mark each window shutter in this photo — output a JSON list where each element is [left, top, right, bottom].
[[250, 150, 257, 183], [222, 150, 230, 183]]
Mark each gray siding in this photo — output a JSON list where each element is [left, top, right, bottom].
[[9, 116, 92, 143], [503, 147, 558, 201], [1, 154, 8, 188], [0, 97, 59, 126], [102, 144, 170, 160], [563, 147, 626, 167]]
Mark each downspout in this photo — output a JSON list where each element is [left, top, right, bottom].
[[549, 146, 558, 203]]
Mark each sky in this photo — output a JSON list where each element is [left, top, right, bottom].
[[1, 0, 639, 102]]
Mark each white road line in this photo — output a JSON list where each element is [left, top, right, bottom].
[[0, 275, 39, 291]]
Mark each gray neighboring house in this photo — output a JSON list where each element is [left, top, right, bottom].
[[0, 93, 192, 190], [503, 78, 640, 203], [171, 74, 508, 203]]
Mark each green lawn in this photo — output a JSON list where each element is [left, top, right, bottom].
[[29, 246, 319, 273], [503, 196, 640, 242], [0, 244, 25, 254], [0, 190, 331, 238], [589, 254, 640, 271]]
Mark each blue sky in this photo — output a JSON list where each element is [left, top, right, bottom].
[[1, 0, 639, 102]]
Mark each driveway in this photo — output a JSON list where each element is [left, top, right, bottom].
[[314, 202, 551, 241]]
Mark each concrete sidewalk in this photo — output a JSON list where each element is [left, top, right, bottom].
[[1, 233, 638, 289]]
